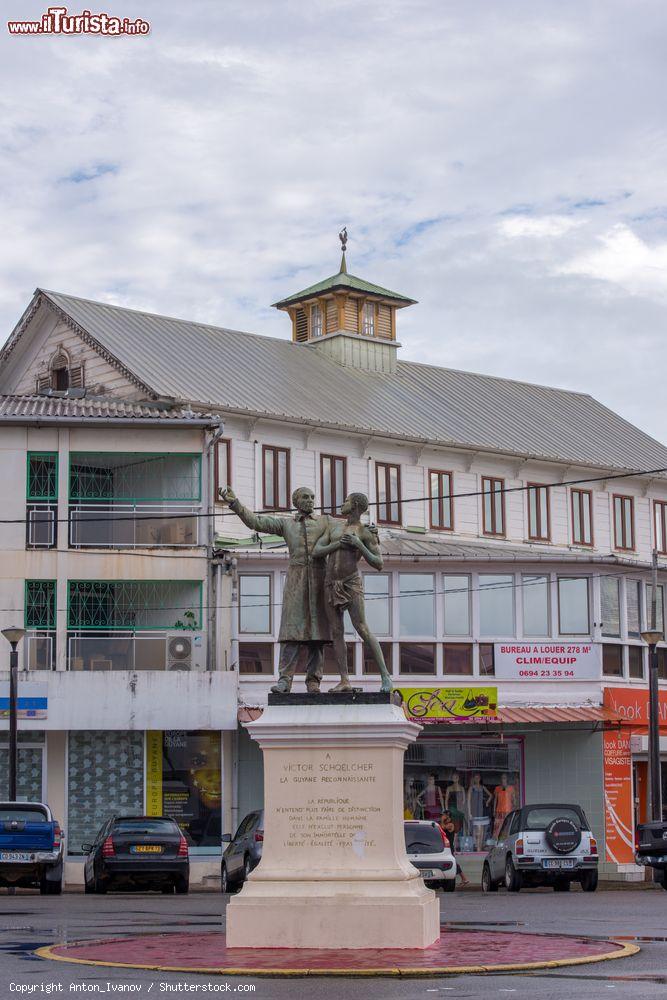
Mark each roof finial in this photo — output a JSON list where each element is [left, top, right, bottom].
[[338, 226, 348, 274]]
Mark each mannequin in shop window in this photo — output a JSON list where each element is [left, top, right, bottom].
[[404, 778, 420, 820], [467, 772, 493, 851], [416, 772, 444, 820], [492, 772, 517, 838], [444, 771, 467, 849]]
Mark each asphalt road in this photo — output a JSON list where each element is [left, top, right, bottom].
[[0, 887, 666, 1000]]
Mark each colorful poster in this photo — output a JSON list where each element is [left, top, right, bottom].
[[603, 686, 667, 727], [146, 730, 221, 847], [397, 687, 498, 723], [494, 643, 601, 681], [602, 729, 634, 864]]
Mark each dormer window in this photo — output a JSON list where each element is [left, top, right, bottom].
[[37, 349, 84, 393], [310, 304, 323, 338], [362, 301, 375, 337]]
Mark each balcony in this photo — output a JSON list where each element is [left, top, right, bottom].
[[69, 504, 199, 548]]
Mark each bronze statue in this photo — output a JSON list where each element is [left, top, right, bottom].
[[313, 493, 392, 693], [219, 485, 331, 694]]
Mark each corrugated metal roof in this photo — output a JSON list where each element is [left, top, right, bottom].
[[0, 393, 218, 425], [273, 268, 415, 307], [496, 705, 620, 725], [33, 289, 667, 472]]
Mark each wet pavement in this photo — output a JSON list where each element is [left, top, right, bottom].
[[1, 887, 666, 999]]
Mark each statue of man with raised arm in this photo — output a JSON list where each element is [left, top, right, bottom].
[[219, 485, 331, 694], [313, 492, 392, 693]]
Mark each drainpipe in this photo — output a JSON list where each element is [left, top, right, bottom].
[[205, 423, 225, 671]]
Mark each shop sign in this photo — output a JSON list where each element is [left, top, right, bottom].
[[0, 682, 47, 719], [603, 686, 667, 728], [146, 730, 221, 847], [397, 687, 499, 723], [603, 729, 634, 864], [494, 643, 601, 681]]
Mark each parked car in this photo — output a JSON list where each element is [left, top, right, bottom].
[[82, 816, 189, 894], [404, 820, 456, 892], [482, 803, 598, 893], [221, 810, 264, 893], [0, 801, 63, 895], [636, 820, 667, 889]]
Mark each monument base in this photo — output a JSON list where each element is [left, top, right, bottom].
[[225, 698, 440, 950]]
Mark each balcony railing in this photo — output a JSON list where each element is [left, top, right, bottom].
[[67, 632, 204, 671], [68, 504, 200, 548]]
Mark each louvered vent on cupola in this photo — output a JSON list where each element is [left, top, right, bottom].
[[294, 308, 308, 343]]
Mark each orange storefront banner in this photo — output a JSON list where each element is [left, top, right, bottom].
[[602, 729, 634, 864], [603, 686, 667, 729]]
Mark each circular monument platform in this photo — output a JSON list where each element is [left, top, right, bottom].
[[37, 929, 638, 977]]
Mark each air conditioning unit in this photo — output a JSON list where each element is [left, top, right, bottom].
[[166, 632, 205, 671]]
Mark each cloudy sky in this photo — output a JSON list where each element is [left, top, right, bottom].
[[1, 0, 666, 440]]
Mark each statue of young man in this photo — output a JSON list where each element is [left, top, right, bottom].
[[313, 492, 392, 693], [219, 485, 331, 694]]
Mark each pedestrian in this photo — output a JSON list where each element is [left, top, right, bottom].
[[441, 810, 470, 887]]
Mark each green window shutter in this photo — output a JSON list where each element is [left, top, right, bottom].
[[27, 453, 58, 501], [25, 580, 56, 629]]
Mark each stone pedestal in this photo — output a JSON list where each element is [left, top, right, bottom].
[[225, 694, 440, 950]]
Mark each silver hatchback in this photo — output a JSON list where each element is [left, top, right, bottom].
[[482, 803, 599, 893]]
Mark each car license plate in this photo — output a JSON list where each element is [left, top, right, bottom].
[[131, 845, 163, 854], [420, 869, 435, 878], [543, 858, 575, 869], [0, 851, 31, 862]]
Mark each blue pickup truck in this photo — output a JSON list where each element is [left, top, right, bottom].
[[0, 801, 64, 894]]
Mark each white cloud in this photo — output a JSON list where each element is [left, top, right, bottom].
[[559, 224, 667, 298], [499, 215, 582, 239]]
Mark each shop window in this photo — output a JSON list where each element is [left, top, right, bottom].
[[0, 742, 43, 800], [558, 577, 590, 635], [601, 577, 621, 637], [145, 731, 221, 852], [403, 738, 522, 852], [482, 476, 505, 536], [262, 446, 290, 511], [522, 575, 550, 637], [479, 643, 495, 676], [627, 580, 642, 639], [613, 495, 635, 551], [67, 731, 143, 855], [322, 643, 355, 675], [376, 462, 401, 525], [628, 645, 644, 680], [655, 500, 667, 555], [363, 574, 391, 636], [238, 642, 274, 674], [399, 643, 436, 674], [571, 488, 593, 546], [214, 439, 231, 499], [479, 574, 515, 637], [442, 643, 473, 675], [399, 574, 435, 637], [443, 575, 470, 636], [429, 471, 453, 531], [363, 641, 393, 674], [527, 484, 550, 541], [646, 584, 664, 634], [658, 648, 667, 682], [239, 575, 271, 634], [320, 455, 347, 515], [602, 644, 624, 677]]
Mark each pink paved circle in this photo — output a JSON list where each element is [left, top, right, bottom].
[[42, 930, 634, 975]]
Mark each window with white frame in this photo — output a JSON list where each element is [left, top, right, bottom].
[[310, 304, 323, 337], [363, 574, 391, 636], [399, 573, 435, 637], [626, 579, 642, 639], [558, 577, 590, 635], [646, 583, 664, 633], [362, 301, 375, 336], [600, 577, 621, 638], [479, 574, 515, 636], [443, 575, 470, 635], [239, 574, 272, 634], [527, 484, 550, 541], [522, 574, 550, 637]]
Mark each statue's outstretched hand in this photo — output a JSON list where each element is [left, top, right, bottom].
[[219, 486, 237, 505]]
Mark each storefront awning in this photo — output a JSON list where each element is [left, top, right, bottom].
[[496, 705, 621, 725]]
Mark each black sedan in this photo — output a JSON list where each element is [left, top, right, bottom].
[[83, 816, 189, 894]]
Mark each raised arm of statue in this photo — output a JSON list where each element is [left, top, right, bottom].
[[219, 486, 286, 537]]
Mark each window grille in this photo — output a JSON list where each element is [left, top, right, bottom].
[[25, 581, 56, 629], [67, 580, 202, 630], [27, 453, 58, 501], [69, 453, 201, 502]]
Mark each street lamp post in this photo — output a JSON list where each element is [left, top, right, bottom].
[[1, 627, 26, 801], [641, 551, 663, 825]]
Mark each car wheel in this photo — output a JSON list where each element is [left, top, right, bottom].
[[482, 863, 498, 893], [221, 863, 237, 895], [504, 857, 522, 892], [441, 879, 456, 893], [40, 878, 62, 895], [175, 877, 189, 895], [580, 870, 598, 892], [553, 878, 571, 892]]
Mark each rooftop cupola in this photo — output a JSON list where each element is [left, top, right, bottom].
[[272, 229, 416, 374]]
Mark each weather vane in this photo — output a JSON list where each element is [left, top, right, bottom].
[[338, 226, 348, 253]]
